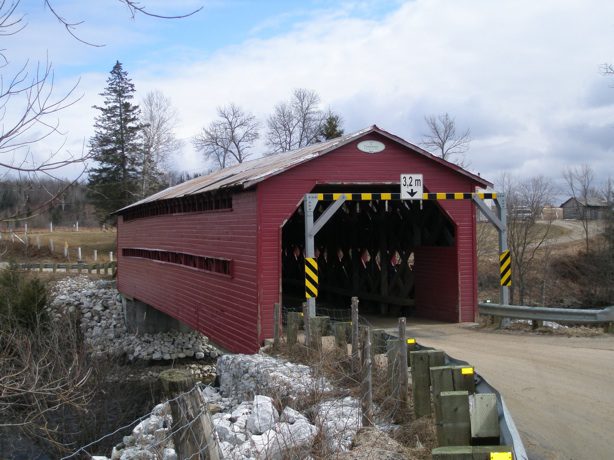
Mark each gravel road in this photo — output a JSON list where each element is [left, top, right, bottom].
[[408, 322, 614, 460]]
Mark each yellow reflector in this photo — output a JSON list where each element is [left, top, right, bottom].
[[461, 367, 474, 375], [490, 453, 512, 460], [406, 338, 416, 344]]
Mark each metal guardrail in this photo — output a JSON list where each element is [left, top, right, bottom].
[[479, 302, 614, 324]]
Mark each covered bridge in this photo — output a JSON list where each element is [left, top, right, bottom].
[[116, 126, 491, 353]]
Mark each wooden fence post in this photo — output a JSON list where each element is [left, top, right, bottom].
[[168, 386, 222, 460], [361, 327, 373, 427], [386, 339, 400, 398], [372, 329, 388, 355], [398, 317, 409, 406], [287, 312, 301, 348], [334, 321, 351, 353], [437, 391, 471, 447], [351, 297, 360, 372], [273, 303, 281, 349]]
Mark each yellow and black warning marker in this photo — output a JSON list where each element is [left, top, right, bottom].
[[499, 250, 512, 286], [305, 257, 319, 299], [316, 192, 497, 201]]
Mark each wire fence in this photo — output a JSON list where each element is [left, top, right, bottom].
[[61, 384, 220, 460]]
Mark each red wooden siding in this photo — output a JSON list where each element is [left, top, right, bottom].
[[414, 246, 459, 321], [117, 191, 259, 353], [257, 132, 480, 342]]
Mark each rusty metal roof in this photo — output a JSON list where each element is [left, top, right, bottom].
[[118, 125, 491, 212]]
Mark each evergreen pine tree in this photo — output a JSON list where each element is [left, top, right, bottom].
[[320, 111, 344, 140], [88, 61, 143, 223]]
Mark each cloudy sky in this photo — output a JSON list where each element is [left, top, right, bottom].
[[4, 0, 614, 192]]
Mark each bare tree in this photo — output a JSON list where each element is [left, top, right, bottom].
[[140, 90, 180, 197], [43, 0, 201, 45], [266, 88, 325, 153], [0, 1, 201, 220], [501, 173, 556, 305], [563, 164, 597, 253], [421, 113, 471, 165], [193, 103, 259, 170]]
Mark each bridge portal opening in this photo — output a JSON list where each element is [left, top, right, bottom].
[[281, 185, 455, 318]]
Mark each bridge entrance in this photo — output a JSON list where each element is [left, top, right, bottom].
[[281, 185, 455, 317]]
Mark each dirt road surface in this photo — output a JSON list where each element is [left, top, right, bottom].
[[405, 322, 614, 460], [545, 220, 604, 248]]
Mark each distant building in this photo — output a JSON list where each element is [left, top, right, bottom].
[[541, 205, 563, 221], [560, 197, 608, 220]]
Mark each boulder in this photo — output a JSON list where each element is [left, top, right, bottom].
[[246, 395, 279, 435]]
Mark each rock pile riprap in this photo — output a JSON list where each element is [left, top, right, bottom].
[[47, 276, 220, 361], [100, 354, 369, 460]]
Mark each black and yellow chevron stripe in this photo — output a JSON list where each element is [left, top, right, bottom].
[[315, 192, 497, 201], [305, 257, 318, 299], [499, 250, 512, 287]]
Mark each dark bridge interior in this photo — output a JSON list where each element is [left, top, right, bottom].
[[281, 185, 455, 316]]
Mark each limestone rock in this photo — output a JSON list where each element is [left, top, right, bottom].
[[247, 395, 279, 435]]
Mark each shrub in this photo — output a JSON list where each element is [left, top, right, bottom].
[[0, 263, 48, 330]]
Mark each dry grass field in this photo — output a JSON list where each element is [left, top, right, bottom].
[[0, 227, 116, 263]]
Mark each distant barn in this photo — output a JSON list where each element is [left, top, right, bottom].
[[115, 126, 491, 353], [560, 197, 608, 220]]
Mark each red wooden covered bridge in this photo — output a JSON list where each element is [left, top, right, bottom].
[[116, 126, 491, 353]]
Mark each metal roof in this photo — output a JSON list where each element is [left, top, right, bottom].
[[118, 125, 491, 213], [560, 197, 608, 208]]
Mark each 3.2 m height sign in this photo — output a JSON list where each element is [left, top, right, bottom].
[[400, 174, 423, 200]]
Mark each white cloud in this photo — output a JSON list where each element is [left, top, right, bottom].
[[7, 0, 614, 186]]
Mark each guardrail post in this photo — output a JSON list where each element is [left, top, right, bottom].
[[286, 312, 301, 348], [432, 446, 513, 459], [437, 390, 471, 446], [470, 393, 500, 443], [431, 365, 476, 424], [410, 350, 433, 418], [334, 321, 351, 353], [309, 316, 328, 351]]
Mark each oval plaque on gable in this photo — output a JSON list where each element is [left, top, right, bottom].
[[357, 140, 385, 154]]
